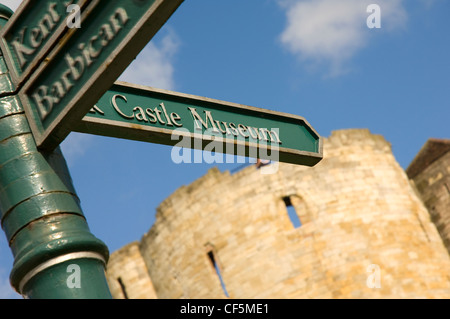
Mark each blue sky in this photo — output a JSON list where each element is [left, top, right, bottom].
[[0, 0, 449, 298]]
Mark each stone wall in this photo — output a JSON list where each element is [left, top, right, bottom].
[[407, 139, 450, 254], [106, 242, 157, 299], [106, 129, 450, 298]]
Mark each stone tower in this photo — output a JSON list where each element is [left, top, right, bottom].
[[106, 129, 450, 298], [106, 242, 157, 299], [407, 139, 450, 254]]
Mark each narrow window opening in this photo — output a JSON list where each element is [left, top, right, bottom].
[[283, 196, 302, 228], [117, 277, 129, 299], [207, 250, 229, 297]]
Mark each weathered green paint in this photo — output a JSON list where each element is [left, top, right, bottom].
[[22, 257, 110, 299], [0, 53, 13, 95], [19, 0, 184, 151], [76, 82, 323, 166], [0, 3, 14, 95], [0, 0, 89, 86], [0, 79, 111, 300], [0, 6, 111, 298]]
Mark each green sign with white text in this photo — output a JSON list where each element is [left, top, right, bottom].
[[18, 0, 184, 151], [0, 0, 90, 86], [76, 82, 323, 166]]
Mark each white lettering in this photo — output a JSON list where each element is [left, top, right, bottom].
[[112, 94, 134, 119], [171, 128, 191, 164], [170, 127, 280, 173], [366, 264, 381, 288], [367, 4, 381, 29], [203, 128, 224, 164], [30, 7, 130, 119], [66, 264, 81, 289], [32, 85, 54, 119], [66, 4, 81, 29], [180, 303, 214, 316], [187, 107, 282, 144], [11, 2, 61, 68], [11, 30, 37, 68], [188, 107, 219, 133]]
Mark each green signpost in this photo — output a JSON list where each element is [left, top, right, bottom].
[[17, 0, 184, 151], [0, 1, 184, 299], [77, 82, 323, 166], [0, 0, 323, 299], [0, 0, 90, 86]]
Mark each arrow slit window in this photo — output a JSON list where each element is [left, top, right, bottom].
[[206, 245, 229, 297], [117, 277, 129, 299], [283, 196, 302, 228]]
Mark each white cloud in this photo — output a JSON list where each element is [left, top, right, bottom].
[[278, 0, 407, 76], [119, 30, 180, 90]]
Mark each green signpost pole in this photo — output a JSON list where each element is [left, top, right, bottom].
[[0, 0, 321, 299], [0, 5, 111, 299]]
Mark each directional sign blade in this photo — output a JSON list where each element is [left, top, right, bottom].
[[0, 0, 91, 86], [18, 0, 184, 151], [75, 82, 323, 166]]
